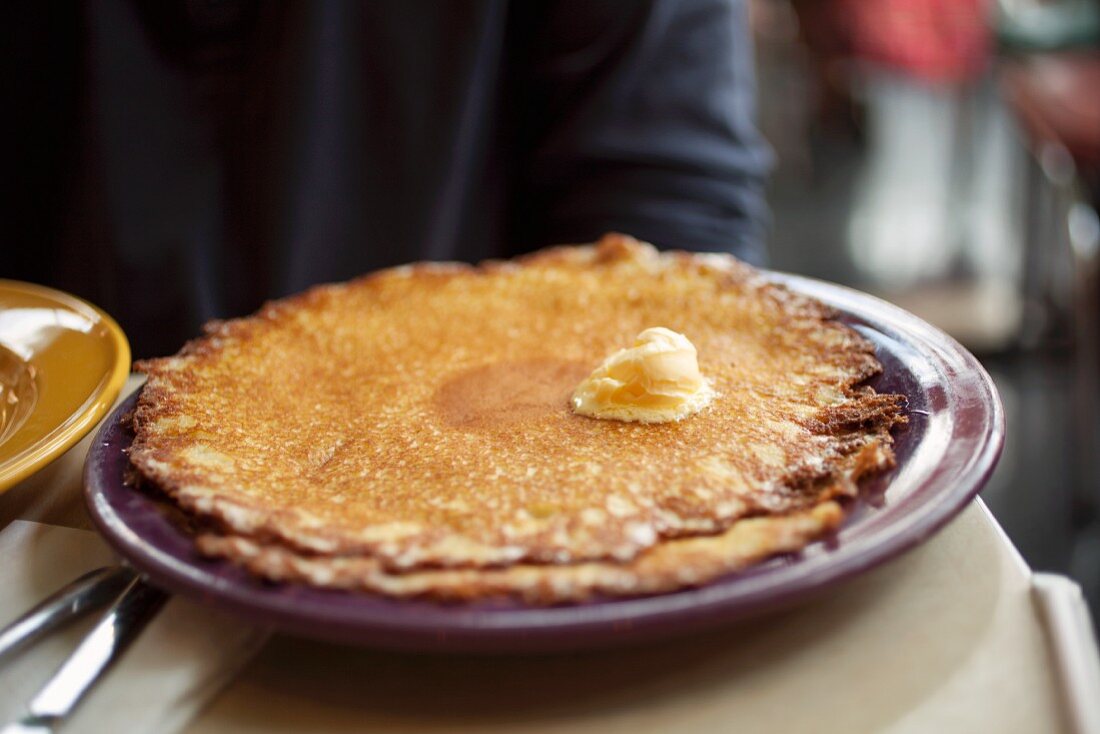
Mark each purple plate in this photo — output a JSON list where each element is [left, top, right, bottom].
[[84, 274, 1004, 653]]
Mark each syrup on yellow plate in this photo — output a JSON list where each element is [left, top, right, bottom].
[[0, 280, 130, 492]]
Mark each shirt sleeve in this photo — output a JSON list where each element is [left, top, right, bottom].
[[507, 0, 773, 265]]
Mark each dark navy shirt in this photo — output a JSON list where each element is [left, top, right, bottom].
[[6, 0, 770, 357]]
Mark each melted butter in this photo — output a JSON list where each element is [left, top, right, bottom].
[[572, 327, 715, 423]]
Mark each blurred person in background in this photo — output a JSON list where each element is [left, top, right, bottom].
[[4, 0, 770, 358], [837, 0, 1021, 296]]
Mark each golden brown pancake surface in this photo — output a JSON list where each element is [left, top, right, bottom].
[[131, 234, 906, 575]]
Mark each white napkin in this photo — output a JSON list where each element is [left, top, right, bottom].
[[0, 520, 270, 733]]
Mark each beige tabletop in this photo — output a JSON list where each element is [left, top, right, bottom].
[[0, 379, 1075, 733]]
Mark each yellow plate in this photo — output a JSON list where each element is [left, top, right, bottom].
[[0, 280, 130, 492]]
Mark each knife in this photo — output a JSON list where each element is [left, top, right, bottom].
[[0, 567, 136, 664], [0, 576, 168, 734]]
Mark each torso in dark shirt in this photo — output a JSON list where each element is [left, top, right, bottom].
[[5, 0, 769, 356]]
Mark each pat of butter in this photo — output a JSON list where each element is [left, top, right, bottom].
[[571, 327, 715, 423]]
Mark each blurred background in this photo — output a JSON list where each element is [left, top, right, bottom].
[[751, 0, 1100, 612]]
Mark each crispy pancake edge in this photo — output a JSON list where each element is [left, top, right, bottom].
[[196, 502, 845, 604]]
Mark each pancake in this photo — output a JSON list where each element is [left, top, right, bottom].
[[195, 502, 844, 603], [130, 234, 906, 577]]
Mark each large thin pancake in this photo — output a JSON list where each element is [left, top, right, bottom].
[[196, 503, 845, 603], [131, 234, 906, 571]]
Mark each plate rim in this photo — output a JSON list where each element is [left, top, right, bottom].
[[0, 279, 132, 493], [82, 272, 1005, 652]]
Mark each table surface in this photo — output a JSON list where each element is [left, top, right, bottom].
[[0, 379, 1072, 733]]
